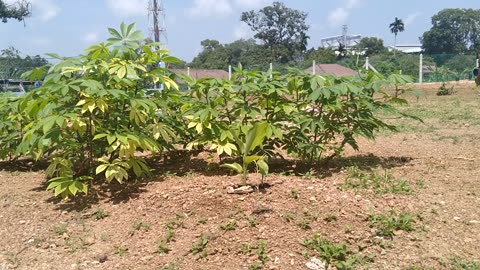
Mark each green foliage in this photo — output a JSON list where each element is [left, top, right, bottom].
[[302, 234, 356, 269], [342, 166, 414, 195], [368, 210, 416, 237], [93, 208, 110, 220], [389, 17, 405, 50], [114, 246, 128, 256], [220, 219, 238, 231], [421, 8, 480, 54], [13, 22, 180, 199], [356, 37, 388, 56]]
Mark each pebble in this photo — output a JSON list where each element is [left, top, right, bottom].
[[19, 220, 26, 224], [453, 216, 461, 221], [468, 220, 480, 225], [309, 196, 317, 202]]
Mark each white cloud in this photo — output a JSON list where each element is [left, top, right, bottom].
[[327, 0, 364, 28], [404, 12, 421, 26], [234, 0, 270, 9], [187, 0, 233, 18], [328, 7, 348, 27], [83, 32, 100, 43], [106, 0, 148, 17], [4, 0, 60, 22]]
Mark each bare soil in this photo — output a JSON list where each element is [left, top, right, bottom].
[[1, 82, 479, 270]]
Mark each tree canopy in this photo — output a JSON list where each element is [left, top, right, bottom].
[[0, 47, 48, 79], [389, 17, 405, 50], [240, 1, 309, 63], [0, 0, 30, 23], [356, 37, 387, 56], [421, 8, 480, 54]]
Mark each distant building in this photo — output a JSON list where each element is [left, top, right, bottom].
[[305, 64, 358, 77], [388, 44, 423, 54]]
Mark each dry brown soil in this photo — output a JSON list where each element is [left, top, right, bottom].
[[1, 81, 479, 270]]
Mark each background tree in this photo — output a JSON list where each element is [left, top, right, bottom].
[[356, 37, 387, 56], [421, 8, 480, 54], [241, 1, 309, 63], [0, 46, 48, 79], [0, 0, 30, 23], [389, 17, 405, 54]]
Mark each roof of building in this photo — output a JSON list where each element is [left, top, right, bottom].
[[305, 64, 357, 77], [172, 69, 229, 79], [388, 44, 423, 54]]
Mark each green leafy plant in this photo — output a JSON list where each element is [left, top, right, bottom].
[[114, 246, 129, 256], [94, 208, 110, 220], [220, 219, 238, 231], [221, 121, 270, 185], [368, 210, 416, 237], [17, 22, 180, 199]]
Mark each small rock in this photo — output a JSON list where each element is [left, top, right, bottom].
[[71, 264, 77, 268], [238, 197, 245, 201], [307, 186, 314, 190], [453, 216, 461, 221], [309, 196, 317, 202], [94, 254, 108, 263], [439, 201, 446, 205], [468, 220, 480, 224], [19, 220, 26, 224], [306, 257, 326, 270]]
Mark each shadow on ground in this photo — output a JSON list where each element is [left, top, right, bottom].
[[15, 150, 412, 212]]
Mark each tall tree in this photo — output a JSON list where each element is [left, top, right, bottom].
[[241, 1, 309, 63], [389, 17, 405, 54], [356, 37, 387, 56], [0, 0, 30, 23], [421, 8, 480, 54], [0, 46, 48, 79]]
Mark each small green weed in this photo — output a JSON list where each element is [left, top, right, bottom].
[[191, 235, 210, 257], [114, 246, 128, 256], [249, 215, 259, 227], [220, 219, 238, 231], [197, 216, 209, 225], [324, 214, 338, 222], [302, 233, 356, 269], [94, 208, 110, 220], [54, 223, 68, 235], [156, 240, 171, 254], [290, 188, 300, 199], [133, 219, 150, 232], [165, 215, 184, 230], [343, 167, 413, 195], [243, 241, 269, 269], [368, 210, 416, 237]]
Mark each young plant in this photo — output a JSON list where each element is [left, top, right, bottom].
[[302, 234, 356, 269], [221, 121, 269, 185]]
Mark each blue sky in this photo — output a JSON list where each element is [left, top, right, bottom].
[[1, 0, 479, 62]]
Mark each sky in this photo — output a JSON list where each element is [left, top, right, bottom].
[[1, 0, 479, 62]]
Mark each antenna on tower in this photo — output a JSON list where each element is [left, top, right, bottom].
[[148, 0, 167, 49]]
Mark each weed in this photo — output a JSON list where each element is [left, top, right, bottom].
[[114, 246, 128, 256], [343, 167, 413, 195], [257, 240, 269, 264], [93, 208, 110, 220], [283, 212, 295, 223], [54, 223, 68, 235], [197, 216, 209, 225], [248, 215, 259, 227], [450, 257, 480, 270], [249, 262, 263, 270], [324, 214, 338, 222], [290, 188, 300, 199], [227, 206, 245, 219], [164, 229, 176, 243], [241, 243, 254, 254], [368, 210, 415, 237], [191, 235, 210, 257], [437, 82, 455, 96], [159, 260, 181, 270], [220, 219, 238, 231], [165, 215, 184, 230], [155, 240, 171, 254], [302, 233, 356, 268], [133, 219, 150, 232], [297, 218, 312, 230]]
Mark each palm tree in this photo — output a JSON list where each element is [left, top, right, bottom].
[[389, 17, 405, 55]]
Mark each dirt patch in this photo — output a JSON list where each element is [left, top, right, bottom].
[[1, 82, 479, 270]]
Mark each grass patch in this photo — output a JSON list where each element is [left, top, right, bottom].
[[368, 210, 416, 237], [302, 233, 358, 269], [342, 167, 413, 195]]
